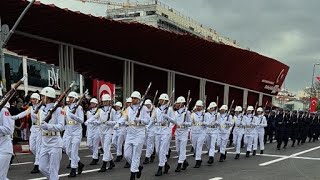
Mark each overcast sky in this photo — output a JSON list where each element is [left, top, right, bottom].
[[40, 0, 320, 93]]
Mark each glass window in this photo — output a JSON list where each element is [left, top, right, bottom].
[[4, 54, 23, 83]]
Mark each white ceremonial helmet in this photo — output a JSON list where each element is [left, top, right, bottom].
[[195, 100, 203, 107], [131, 91, 141, 99], [219, 105, 228, 111], [207, 102, 217, 110], [40, 87, 56, 98], [247, 106, 254, 111], [126, 97, 132, 103], [257, 107, 264, 112], [176, 96, 186, 103], [235, 106, 243, 112], [101, 94, 112, 101], [159, 93, 169, 101], [144, 99, 152, 105], [30, 93, 40, 100], [114, 102, 123, 107], [68, 91, 78, 99], [90, 98, 98, 104]]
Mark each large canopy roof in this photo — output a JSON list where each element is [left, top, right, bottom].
[[1, 0, 289, 94]]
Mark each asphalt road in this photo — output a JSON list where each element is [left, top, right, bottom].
[[8, 140, 320, 180]]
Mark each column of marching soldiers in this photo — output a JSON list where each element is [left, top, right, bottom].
[[0, 79, 320, 180]]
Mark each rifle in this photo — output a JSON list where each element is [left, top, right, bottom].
[[71, 89, 89, 114], [34, 101, 43, 114], [202, 95, 207, 120], [43, 82, 75, 123], [183, 90, 191, 122], [215, 96, 219, 121], [136, 82, 152, 119], [0, 74, 27, 110], [165, 89, 175, 114], [225, 100, 235, 121], [240, 104, 247, 122], [152, 90, 158, 106], [250, 101, 258, 123]]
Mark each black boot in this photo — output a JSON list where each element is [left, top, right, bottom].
[[90, 159, 98, 165], [219, 154, 224, 162], [194, 160, 201, 168], [164, 163, 170, 174], [78, 162, 84, 175], [260, 150, 264, 154], [67, 160, 71, 169], [150, 154, 155, 163], [98, 161, 107, 172], [166, 149, 171, 159], [182, 160, 189, 170], [108, 160, 115, 170], [124, 161, 130, 168], [68, 168, 77, 177], [115, 156, 122, 162], [30, 165, 40, 174], [175, 163, 182, 172], [143, 157, 150, 164], [130, 172, 136, 180], [246, 151, 250, 157], [155, 166, 163, 176], [224, 151, 227, 160], [136, 166, 143, 178], [234, 154, 240, 159], [207, 156, 214, 164], [252, 150, 256, 156], [99, 148, 104, 154]]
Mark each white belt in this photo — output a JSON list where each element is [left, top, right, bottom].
[[129, 122, 145, 127], [67, 120, 80, 125], [193, 123, 203, 126], [42, 131, 61, 136]]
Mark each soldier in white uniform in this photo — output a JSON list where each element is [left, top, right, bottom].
[[203, 102, 218, 164], [63, 91, 85, 177], [87, 94, 116, 172], [171, 96, 191, 172], [38, 87, 65, 180], [112, 101, 125, 162], [123, 97, 132, 169], [143, 99, 156, 164], [191, 100, 206, 168], [233, 106, 245, 159], [217, 105, 233, 162], [12, 93, 42, 173], [253, 107, 267, 154], [119, 91, 150, 180], [85, 98, 101, 165], [0, 102, 14, 179], [243, 106, 256, 157], [153, 94, 174, 176]]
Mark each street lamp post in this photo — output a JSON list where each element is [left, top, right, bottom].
[[311, 63, 320, 98]]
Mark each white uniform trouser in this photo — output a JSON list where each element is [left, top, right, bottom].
[[244, 134, 254, 152], [253, 130, 265, 151], [191, 132, 206, 160], [233, 130, 244, 154], [124, 133, 145, 173], [39, 147, 62, 180], [29, 129, 41, 165], [87, 129, 100, 159], [145, 131, 155, 158], [21, 129, 28, 141], [102, 133, 113, 162], [155, 133, 171, 166], [206, 132, 218, 157], [0, 153, 11, 180], [175, 130, 188, 163], [65, 134, 81, 168], [219, 133, 229, 154], [112, 129, 126, 156]]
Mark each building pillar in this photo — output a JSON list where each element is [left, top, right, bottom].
[[199, 78, 206, 101], [243, 89, 248, 107], [79, 74, 83, 95], [22, 56, 28, 94], [123, 61, 134, 102], [259, 93, 263, 106], [167, 71, 175, 98], [223, 85, 229, 105]]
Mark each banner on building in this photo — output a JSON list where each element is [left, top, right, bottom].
[[93, 79, 115, 101], [310, 97, 318, 112]]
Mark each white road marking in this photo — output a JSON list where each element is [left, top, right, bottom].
[[11, 162, 33, 166], [208, 177, 223, 180], [28, 168, 101, 180], [259, 145, 320, 166]]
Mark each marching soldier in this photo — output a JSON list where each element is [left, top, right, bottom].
[[217, 105, 233, 162], [143, 99, 156, 164], [38, 87, 65, 179], [112, 102, 125, 162], [64, 91, 85, 177], [87, 94, 116, 172], [243, 106, 256, 157], [233, 106, 245, 159], [190, 100, 206, 168], [266, 110, 276, 143], [275, 108, 288, 150], [85, 98, 101, 165], [123, 97, 132, 169], [153, 94, 174, 176], [290, 110, 299, 147], [253, 107, 267, 155], [204, 102, 219, 164], [12, 93, 41, 173], [172, 96, 191, 172], [0, 102, 14, 179], [121, 91, 150, 180]]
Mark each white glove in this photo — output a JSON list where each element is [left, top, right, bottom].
[[31, 114, 38, 120], [134, 118, 140, 124], [12, 115, 19, 120], [107, 121, 116, 126], [41, 122, 48, 130], [113, 123, 120, 130]]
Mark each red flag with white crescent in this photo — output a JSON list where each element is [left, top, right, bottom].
[[310, 97, 318, 112], [93, 79, 115, 101], [316, 76, 320, 82]]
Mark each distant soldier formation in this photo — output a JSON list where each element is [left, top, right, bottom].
[[0, 78, 319, 180]]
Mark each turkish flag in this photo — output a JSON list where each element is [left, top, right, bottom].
[[316, 76, 320, 82], [93, 79, 115, 101], [310, 97, 318, 112]]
